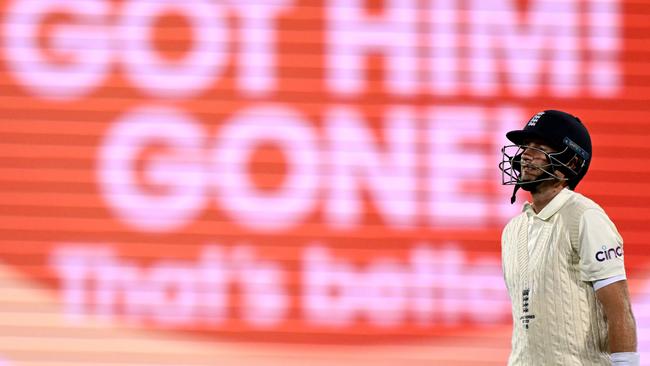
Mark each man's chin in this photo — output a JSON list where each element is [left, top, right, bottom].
[[517, 180, 541, 192]]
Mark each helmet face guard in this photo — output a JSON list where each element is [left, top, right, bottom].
[[499, 144, 586, 188]]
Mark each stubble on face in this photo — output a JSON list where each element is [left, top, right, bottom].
[[520, 151, 549, 181], [517, 140, 557, 192]]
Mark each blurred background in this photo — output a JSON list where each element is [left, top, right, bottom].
[[0, 0, 648, 365]]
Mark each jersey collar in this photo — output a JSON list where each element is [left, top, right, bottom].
[[522, 187, 572, 221]]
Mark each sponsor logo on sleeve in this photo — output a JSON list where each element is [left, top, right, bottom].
[[595, 245, 623, 262]]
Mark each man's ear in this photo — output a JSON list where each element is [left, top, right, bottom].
[[566, 155, 581, 171], [553, 156, 579, 182]]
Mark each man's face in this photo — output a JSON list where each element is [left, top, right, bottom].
[[519, 139, 556, 182]]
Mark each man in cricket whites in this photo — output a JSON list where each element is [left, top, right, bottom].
[[499, 110, 639, 365]]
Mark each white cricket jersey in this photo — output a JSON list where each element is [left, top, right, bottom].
[[501, 188, 626, 366]]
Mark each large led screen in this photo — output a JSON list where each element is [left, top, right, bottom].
[[0, 0, 649, 365]]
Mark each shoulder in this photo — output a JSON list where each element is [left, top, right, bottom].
[[561, 191, 621, 241], [559, 190, 607, 219], [503, 211, 527, 229], [502, 212, 526, 241]]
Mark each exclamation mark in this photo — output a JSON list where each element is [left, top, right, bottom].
[[587, 0, 621, 96]]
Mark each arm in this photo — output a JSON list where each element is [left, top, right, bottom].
[[595, 280, 637, 353]]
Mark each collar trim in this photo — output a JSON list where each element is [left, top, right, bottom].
[[522, 188, 572, 220]]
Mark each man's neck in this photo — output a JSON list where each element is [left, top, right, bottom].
[[530, 184, 566, 213]]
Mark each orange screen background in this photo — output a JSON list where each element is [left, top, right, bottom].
[[0, 0, 649, 365]]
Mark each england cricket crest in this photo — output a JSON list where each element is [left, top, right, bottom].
[[527, 112, 545, 127]]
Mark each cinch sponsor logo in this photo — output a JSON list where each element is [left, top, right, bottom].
[[595, 245, 623, 262]]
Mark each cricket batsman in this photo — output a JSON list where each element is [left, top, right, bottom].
[[499, 110, 639, 365]]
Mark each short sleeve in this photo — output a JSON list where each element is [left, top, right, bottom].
[[578, 209, 626, 282]]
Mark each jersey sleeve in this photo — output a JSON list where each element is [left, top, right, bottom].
[[577, 208, 626, 282]]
